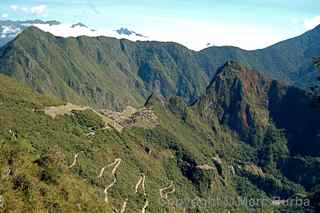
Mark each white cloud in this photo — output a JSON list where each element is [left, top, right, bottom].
[[18, 16, 307, 51], [31, 5, 47, 15], [2, 26, 20, 34], [9, 4, 47, 15], [31, 19, 299, 51], [33, 23, 146, 41], [1, 26, 21, 38], [290, 18, 299, 25], [1, 13, 8, 18], [135, 17, 294, 50], [304, 16, 320, 30], [31, 20, 290, 51], [10, 5, 18, 11]]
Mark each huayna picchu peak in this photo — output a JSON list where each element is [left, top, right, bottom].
[[0, 3, 320, 212]]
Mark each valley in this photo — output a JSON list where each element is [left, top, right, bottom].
[[0, 22, 319, 213]]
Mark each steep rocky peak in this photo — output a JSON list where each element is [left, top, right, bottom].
[[197, 61, 271, 141], [206, 61, 270, 102], [209, 61, 265, 87]]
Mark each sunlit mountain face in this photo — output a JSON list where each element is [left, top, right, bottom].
[[0, 1, 320, 212]]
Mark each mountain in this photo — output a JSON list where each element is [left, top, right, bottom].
[[0, 27, 208, 110], [0, 25, 319, 111], [195, 61, 272, 140], [193, 62, 320, 210], [0, 59, 319, 212], [195, 61, 320, 156], [116, 27, 147, 38], [71, 22, 88, 28], [0, 20, 61, 47], [198, 24, 320, 86], [0, 20, 149, 48], [0, 73, 273, 212]]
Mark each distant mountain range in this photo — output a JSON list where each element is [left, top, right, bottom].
[[0, 19, 61, 46], [0, 19, 148, 48], [116, 27, 147, 38], [199, 24, 320, 86], [71, 22, 88, 28]]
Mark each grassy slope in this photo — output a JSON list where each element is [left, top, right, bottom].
[[0, 27, 208, 110], [1, 59, 320, 212], [0, 74, 281, 212]]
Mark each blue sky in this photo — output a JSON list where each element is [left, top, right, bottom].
[[0, 0, 319, 50]]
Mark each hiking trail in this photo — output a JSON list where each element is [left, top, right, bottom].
[[141, 199, 149, 213], [160, 181, 175, 199], [135, 174, 146, 196], [68, 152, 82, 169], [104, 158, 122, 203]]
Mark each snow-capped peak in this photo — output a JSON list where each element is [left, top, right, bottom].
[[71, 23, 88, 28], [30, 22, 150, 42], [0, 20, 150, 47], [0, 20, 215, 50], [115, 27, 147, 38]]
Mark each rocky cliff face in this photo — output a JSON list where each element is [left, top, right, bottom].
[[195, 61, 320, 156], [195, 61, 271, 140]]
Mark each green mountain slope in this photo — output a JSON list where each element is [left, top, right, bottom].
[[198, 25, 320, 85], [194, 62, 320, 211], [1, 25, 319, 110], [1, 58, 320, 212], [195, 61, 320, 156], [0, 74, 272, 212], [0, 27, 208, 110]]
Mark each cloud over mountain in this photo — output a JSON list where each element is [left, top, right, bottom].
[[304, 16, 320, 30]]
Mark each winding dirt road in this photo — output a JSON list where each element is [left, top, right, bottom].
[[98, 167, 106, 178], [68, 152, 82, 169], [160, 181, 175, 199], [110, 159, 122, 176], [104, 177, 117, 203], [166, 186, 175, 198], [120, 199, 128, 213], [135, 174, 146, 196], [141, 199, 149, 213], [103, 158, 122, 203]]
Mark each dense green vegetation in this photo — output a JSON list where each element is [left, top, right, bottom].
[[193, 61, 320, 212], [0, 25, 320, 212], [0, 74, 273, 212], [0, 25, 319, 111], [0, 58, 319, 212]]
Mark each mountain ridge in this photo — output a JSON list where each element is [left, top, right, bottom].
[[1, 25, 319, 111], [0, 58, 320, 212], [0, 26, 208, 110], [1, 14, 320, 213]]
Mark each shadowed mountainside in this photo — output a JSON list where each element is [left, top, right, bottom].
[[0, 25, 319, 110], [0, 59, 320, 212]]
